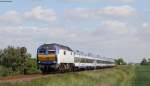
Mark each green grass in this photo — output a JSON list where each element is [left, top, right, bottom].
[[1, 65, 150, 86], [133, 65, 150, 86], [0, 66, 135, 86]]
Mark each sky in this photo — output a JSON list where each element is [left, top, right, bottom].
[[0, 0, 150, 63]]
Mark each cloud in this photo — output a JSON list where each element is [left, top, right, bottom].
[[137, 22, 150, 42], [0, 6, 57, 25], [65, 5, 137, 21], [25, 6, 57, 22], [0, 20, 150, 63], [63, 0, 135, 3], [100, 5, 136, 17], [0, 26, 80, 43], [101, 20, 130, 34], [142, 22, 149, 28], [65, 8, 100, 20], [0, 11, 23, 25]]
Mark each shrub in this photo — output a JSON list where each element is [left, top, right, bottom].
[[0, 46, 39, 76]]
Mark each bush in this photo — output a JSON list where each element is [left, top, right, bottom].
[[0, 66, 19, 77], [26, 58, 40, 74], [115, 58, 126, 65], [0, 46, 39, 76]]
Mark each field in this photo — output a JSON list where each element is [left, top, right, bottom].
[[0, 66, 135, 86], [0, 65, 150, 86], [133, 65, 150, 86]]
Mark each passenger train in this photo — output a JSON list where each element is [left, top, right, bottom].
[[37, 43, 115, 73]]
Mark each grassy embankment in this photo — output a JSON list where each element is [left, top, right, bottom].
[[133, 65, 150, 86], [0, 66, 135, 86]]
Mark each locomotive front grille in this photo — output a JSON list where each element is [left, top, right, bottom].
[[38, 54, 56, 61]]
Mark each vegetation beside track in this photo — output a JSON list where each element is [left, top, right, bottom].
[[133, 65, 150, 86], [0, 46, 39, 77], [0, 66, 135, 86]]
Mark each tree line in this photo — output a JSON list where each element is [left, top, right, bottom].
[[0, 46, 38, 76], [115, 57, 150, 66]]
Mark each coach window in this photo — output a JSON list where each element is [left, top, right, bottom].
[[64, 51, 66, 55]]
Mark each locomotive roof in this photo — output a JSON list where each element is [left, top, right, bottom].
[[38, 43, 72, 51]]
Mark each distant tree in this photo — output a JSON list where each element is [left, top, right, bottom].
[[148, 58, 150, 64], [140, 58, 148, 65], [0, 50, 3, 65], [115, 58, 126, 65]]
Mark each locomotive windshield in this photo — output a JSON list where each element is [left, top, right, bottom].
[[48, 50, 56, 54], [38, 50, 56, 54], [38, 50, 45, 54]]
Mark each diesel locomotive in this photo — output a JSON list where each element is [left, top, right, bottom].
[[37, 43, 115, 73]]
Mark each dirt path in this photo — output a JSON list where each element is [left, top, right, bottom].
[[0, 74, 47, 83]]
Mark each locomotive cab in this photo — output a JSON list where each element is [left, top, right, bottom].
[[37, 49, 57, 65], [37, 43, 74, 73], [37, 45, 59, 73], [37, 44, 59, 67]]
